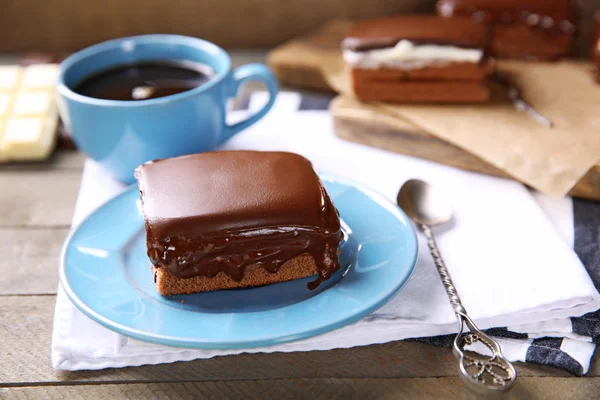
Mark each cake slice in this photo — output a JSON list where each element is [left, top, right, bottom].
[[342, 15, 493, 104], [135, 151, 342, 295], [437, 0, 580, 61]]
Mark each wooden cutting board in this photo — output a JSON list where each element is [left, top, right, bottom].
[[268, 20, 600, 200]]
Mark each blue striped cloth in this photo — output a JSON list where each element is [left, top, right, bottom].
[[239, 92, 600, 375], [413, 198, 600, 375]]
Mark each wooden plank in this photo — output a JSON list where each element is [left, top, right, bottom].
[[3, 377, 600, 399], [0, 169, 81, 227], [1, 296, 590, 386], [592, 357, 600, 376], [44, 150, 85, 170], [0, 0, 428, 52], [1, 151, 85, 171], [267, 20, 354, 92], [569, 165, 600, 200], [230, 52, 267, 68], [0, 228, 69, 295]]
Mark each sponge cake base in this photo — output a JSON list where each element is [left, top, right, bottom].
[[152, 254, 320, 295]]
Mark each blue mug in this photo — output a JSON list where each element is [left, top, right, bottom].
[[57, 34, 278, 183]]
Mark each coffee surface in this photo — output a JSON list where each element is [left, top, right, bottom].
[[73, 60, 215, 100]]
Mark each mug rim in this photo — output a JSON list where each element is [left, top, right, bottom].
[[57, 34, 231, 107]]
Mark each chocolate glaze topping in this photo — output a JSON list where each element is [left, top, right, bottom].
[[436, 0, 579, 34], [135, 151, 342, 289], [342, 16, 490, 52]]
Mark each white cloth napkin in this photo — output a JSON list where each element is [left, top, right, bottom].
[[52, 98, 600, 371]]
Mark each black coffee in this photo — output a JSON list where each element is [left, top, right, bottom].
[[73, 60, 215, 101]]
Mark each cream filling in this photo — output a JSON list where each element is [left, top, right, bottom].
[[343, 40, 484, 70]]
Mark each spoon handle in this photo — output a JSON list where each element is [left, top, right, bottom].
[[420, 224, 466, 317], [420, 223, 517, 392]]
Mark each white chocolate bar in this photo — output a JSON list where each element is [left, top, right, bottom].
[[0, 114, 58, 160], [0, 64, 59, 162], [0, 93, 11, 117], [21, 64, 59, 89], [12, 92, 53, 116], [0, 66, 22, 91]]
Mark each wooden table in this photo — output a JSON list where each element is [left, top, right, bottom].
[[1, 53, 600, 399]]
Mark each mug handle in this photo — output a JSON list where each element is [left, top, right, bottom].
[[223, 63, 278, 140]]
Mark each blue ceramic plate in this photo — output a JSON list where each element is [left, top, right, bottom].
[[60, 176, 418, 349]]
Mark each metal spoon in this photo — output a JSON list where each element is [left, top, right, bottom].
[[397, 179, 517, 393]]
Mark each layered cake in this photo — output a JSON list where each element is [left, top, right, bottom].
[[437, 0, 580, 61], [135, 151, 343, 295], [342, 16, 493, 104]]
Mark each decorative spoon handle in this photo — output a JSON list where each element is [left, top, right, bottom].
[[421, 224, 466, 316], [420, 224, 517, 392]]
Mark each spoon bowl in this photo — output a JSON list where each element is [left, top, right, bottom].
[[397, 179, 453, 227]]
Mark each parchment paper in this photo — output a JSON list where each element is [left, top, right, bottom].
[[375, 61, 600, 197], [270, 20, 600, 196]]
